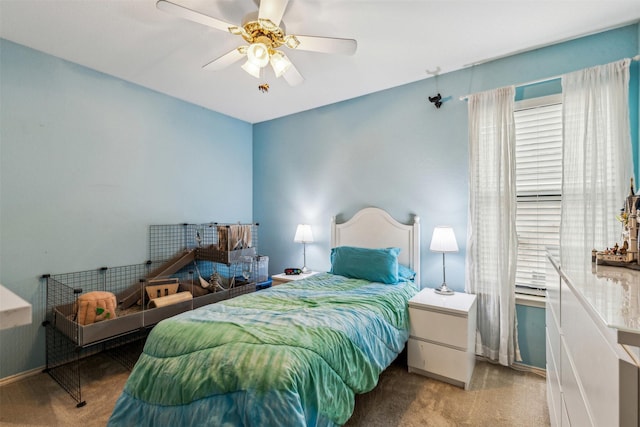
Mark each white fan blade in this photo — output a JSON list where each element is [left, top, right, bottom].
[[258, 0, 289, 27], [283, 63, 304, 87], [294, 35, 357, 55], [203, 49, 245, 71], [156, 0, 236, 33]]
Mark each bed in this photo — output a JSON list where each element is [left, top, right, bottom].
[[108, 207, 420, 426]]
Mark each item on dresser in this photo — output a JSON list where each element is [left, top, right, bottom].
[[595, 177, 639, 269], [284, 267, 302, 275]]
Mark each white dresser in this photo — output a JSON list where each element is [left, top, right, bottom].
[[407, 288, 477, 390], [546, 251, 640, 426]]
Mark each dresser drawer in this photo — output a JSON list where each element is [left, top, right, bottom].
[[561, 337, 594, 427], [409, 307, 469, 349], [547, 375, 560, 427], [546, 332, 561, 427], [546, 301, 561, 374]]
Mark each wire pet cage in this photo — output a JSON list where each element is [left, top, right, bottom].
[[42, 222, 260, 407]]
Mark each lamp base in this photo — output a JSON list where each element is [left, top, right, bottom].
[[301, 266, 311, 274], [434, 283, 455, 295]]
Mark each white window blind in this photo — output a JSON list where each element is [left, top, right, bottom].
[[514, 95, 562, 296]]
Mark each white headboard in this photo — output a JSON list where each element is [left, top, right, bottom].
[[331, 207, 421, 286]]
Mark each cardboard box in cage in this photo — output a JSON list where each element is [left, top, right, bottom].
[[145, 278, 179, 301]]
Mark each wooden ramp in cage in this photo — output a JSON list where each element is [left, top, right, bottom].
[[147, 249, 196, 280]]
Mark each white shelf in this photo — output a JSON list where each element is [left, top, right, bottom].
[[271, 271, 320, 285], [0, 284, 32, 330]]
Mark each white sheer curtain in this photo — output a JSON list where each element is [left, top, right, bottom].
[[465, 86, 520, 366], [561, 59, 633, 268]]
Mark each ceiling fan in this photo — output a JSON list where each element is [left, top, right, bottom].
[[156, 0, 357, 86]]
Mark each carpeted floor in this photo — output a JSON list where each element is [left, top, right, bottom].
[[347, 360, 549, 426], [0, 353, 549, 426]]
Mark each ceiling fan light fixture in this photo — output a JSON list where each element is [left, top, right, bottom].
[[246, 42, 270, 67], [230, 26, 252, 41], [241, 59, 262, 79], [284, 35, 300, 49], [258, 18, 278, 31], [270, 51, 291, 78], [158, 0, 357, 88]]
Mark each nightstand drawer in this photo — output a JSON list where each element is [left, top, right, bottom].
[[407, 338, 474, 387], [409, 307, 469, 349]]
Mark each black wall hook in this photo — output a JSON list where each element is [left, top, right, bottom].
[[428, 93, 442, 109]]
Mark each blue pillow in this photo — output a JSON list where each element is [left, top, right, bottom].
[[398, 264, 416, 281], [330, 246, 400, 284]]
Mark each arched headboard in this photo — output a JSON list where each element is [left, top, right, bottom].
[[331, 207, 421, 286]]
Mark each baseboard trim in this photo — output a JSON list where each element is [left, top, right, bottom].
[[512, 362, 546, 378], [0, 366, 45, 387], [474, 356, 546, 379]]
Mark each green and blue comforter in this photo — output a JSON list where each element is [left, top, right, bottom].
[[108, 273, 418, 426]]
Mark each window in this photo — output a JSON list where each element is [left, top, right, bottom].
[[514, 95, 562, 296]]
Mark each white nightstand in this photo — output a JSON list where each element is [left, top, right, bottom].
[[271, 271, 320, 286], [407, 287, 477, 390]]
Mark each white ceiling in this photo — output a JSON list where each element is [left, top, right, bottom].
[[1, 1, 639, 123]]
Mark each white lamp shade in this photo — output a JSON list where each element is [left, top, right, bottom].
[[430, 226, 459, 253], [241, 59, 262, 78], [246, 42, 270, 67], [294, 224, 314, 243], [270, 51, 291, 78]]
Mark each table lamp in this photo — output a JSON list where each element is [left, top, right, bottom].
[[430, 226, 459, 295], [294, 224, 313, 273]]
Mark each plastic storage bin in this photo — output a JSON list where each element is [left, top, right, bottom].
[[257, 279, 272, 290], [256, 256, 269, 283]]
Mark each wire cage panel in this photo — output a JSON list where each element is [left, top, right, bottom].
[[149, 224, 200, 263], [44, 325, 85, 406], [104, 328, 150, 371], [149, 223, 259, 263], [46, 263, 156, 346]]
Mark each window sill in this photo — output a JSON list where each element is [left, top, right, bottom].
[[516, 294, 545, 309]]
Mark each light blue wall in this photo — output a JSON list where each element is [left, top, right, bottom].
[[516, 305, 546, 369], [255, 24, 639, 285], [254, 25, 639, 368], [0, 40, 253, 378], [632, 59, 639, 181]]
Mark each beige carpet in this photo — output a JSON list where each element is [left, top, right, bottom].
[[347, 361, 549, 427], [0, 354, 548, 426]]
